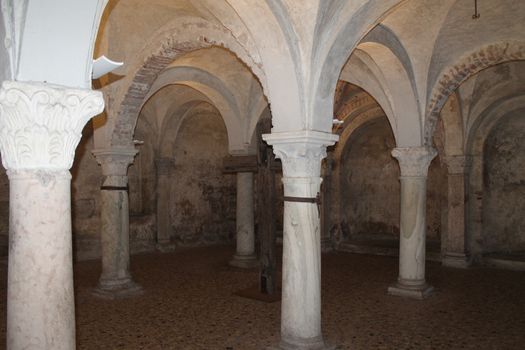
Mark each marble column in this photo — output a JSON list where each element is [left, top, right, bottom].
[[442, 156, 471, 268], [229, 171, 258, 268], [92, 148, 143, 299], [263, 130, 338, 350], [0, 81, 104, 349], [155, 157, 175, 252], [388, 146, 437, 300]]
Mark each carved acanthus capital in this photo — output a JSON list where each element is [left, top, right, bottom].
[[0, 81, 104, 170], [392, 147, 437, 177], [92, 148, 138, 176], [263, 130, 338, 178], [445, 155, 470, 175]]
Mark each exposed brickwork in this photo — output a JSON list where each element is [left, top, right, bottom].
[[425, 42, 525, 144], [109, 22, 264, 148]]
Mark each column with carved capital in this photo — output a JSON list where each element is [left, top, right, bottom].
[[229, 171, 258, 268], [155, 157, 176, 251], [92, 148, 143, 298], [442, 155, 471, 268], [263, 131, 338, 350], [388, 147, 437, 299], [0, 81, 104, 349]]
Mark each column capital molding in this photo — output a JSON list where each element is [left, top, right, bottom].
[[445, 155, 471, 175], [262, 130, 338, 178], [391, 146, 437, 177], [92, 148, 138, 176], [0, 80, 104, 171]]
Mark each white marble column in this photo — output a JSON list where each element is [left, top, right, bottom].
[[442, 155, 470, 268], [155, 157, 175, 252], [0, 81, 104, 349], [388, 146, 437, 300], [92, 148, 143, 299], [263, 130, 338, 350], [230, 171, 258, 268]]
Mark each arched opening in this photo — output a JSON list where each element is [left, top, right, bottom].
[[328, 82, 444, 258], [434, 60, 525, 268]]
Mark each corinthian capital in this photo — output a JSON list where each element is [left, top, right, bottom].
[[263, 130, 338, 178], [391, 146, 437, 177], [0, 81, 104, 170], [92, 148, 138, 176]]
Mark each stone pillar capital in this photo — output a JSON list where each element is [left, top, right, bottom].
[[262, 130, 338, 178], [155, 157, 174, 176], [0, 80, 104, 171], [445, 155, 470, 175], [92, 148, 138, 176], [391, 146, 437, 177]]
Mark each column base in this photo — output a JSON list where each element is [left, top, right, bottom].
[[156, 241, 176, 253], [388, 281, 434, 300], [268, 336, 335, 350], [229, 254, 259, 269], [92, 279, 143, 300], [442, 253, 471, 269]]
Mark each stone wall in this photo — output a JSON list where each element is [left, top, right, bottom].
[[71, 124, 103, 260], [333, 116, 445, 243], [170, 111, 236, 246], [482, 110, 525, 253], [70, 107, 236, 258]]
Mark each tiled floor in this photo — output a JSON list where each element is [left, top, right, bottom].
[[0, 246, 524, 349]]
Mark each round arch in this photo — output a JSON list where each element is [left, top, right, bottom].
[[108, 17, 267, 148], [425, 41, 525, 144]]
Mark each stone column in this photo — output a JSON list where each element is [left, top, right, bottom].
[[0, 81, 104, 349], [92, 148, 143, 299], [388, 146, 437, 299], [442, 155, 471, 268], [467, 155, 483, 260], [229, 171, 258, 268], [263, 130, 338, 350], [155, 157, 175, 252]]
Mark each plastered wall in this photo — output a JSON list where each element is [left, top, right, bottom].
[[482, 111, 525, 253]]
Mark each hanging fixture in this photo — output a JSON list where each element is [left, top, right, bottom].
[[472, 0, 480, 19]]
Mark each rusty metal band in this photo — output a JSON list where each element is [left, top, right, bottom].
[[100, 185, 129, 191], [283, 196, 318, 204]]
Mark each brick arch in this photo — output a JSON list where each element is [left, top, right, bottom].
[[424, 41, 525, 145], [110, 19, 266, 148]]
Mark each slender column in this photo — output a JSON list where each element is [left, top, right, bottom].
[[467, 155, 483, 260], [442, 156, 471, 268], [230, 171, 258, 268], [92, 148, 143, 299], [155, 157, 176, 252], [388, 146, 437, 299], [264, 131, 338, 350], [0, 81, 104, 349]]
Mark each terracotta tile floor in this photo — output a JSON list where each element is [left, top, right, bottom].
[[0, 245, 524, 349]]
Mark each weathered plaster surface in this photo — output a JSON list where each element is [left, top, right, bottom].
[[482, 111, 525, 253], [170, 107, 235, 246]]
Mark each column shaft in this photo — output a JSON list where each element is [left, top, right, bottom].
[[230, 172, 258, 268], [280, 177, 324, 347], [398, 176, 427, 285], [7, 171, 75, 349], [99, 176, 133, 287], [442, 156, 470, 268], [156, 158, 175, 251]]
